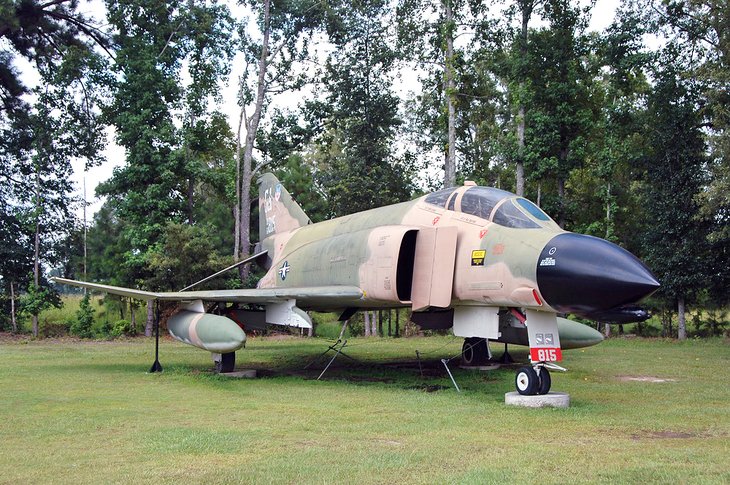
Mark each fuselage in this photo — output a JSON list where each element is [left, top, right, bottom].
[[256, 181, 659, 321]]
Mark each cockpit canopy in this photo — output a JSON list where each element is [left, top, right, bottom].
[[424, 186, 558, 229]]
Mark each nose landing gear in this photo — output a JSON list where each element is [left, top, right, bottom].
[[515, 364, 559, 395]]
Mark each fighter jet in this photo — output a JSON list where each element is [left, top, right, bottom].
[[53, 173, 659, 395]]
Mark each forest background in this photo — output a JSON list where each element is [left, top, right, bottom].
[[0, 0, 727, 340]]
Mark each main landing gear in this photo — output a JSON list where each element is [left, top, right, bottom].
[[461, 337, 490, 366], [515, 365, 552, 395]]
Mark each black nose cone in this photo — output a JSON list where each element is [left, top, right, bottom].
[[536, 233, 660, 316]]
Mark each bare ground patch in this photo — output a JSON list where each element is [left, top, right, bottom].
[[616, 375, 678, 383], [631, 430, 699, 441]]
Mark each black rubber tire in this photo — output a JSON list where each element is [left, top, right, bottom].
[[515, 366, 539, 395], [461, 338, 489, 366], [537, 367, 551, 395], [216, 352, 236, 373]]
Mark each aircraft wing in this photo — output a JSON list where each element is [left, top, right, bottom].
[[51, 277, 365, 309]]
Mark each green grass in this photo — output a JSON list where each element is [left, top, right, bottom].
[[0, 335, 728, 484]]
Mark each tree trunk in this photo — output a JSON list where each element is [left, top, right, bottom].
[[515, 1, 532, 196], [187, 177, 195, 225], [238, 0, 272, 283], [130, 300, 137, 334], [557, 176, 566, 228], [604, 323, 610, 337], [145, 300, 154, 337], [605, 182, 612, 239], [372, 311, 379, 337], [10, 281, 17, 333], [364, 311, 371, 336], [443, 0, 456, 188], [83, 178, 87, 284], [32, 171, 41, 338], [516, 108, 525, 196], [395, 309, 400, 337], [677, 296, 687, 340], [234, 99, 244, 259]]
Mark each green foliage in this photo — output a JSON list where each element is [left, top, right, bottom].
[[315, 0, 414, 217], [20, 281, 59, 321], [110, 319, 133, 338], [639, 47, 712, 305], [146, 223, 234, 292], [70, 293, 95, 338], [310, 313, 347, 339]]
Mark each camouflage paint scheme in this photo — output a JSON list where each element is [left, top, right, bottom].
[[53, 173, 660, 393], [257, 175, 559, 311]]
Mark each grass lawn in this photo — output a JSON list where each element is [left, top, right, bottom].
[[0, 335, 728, 484]]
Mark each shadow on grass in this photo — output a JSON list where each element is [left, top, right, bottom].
[[44, 338, 535, 398]]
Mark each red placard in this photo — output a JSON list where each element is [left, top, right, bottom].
[[530, 347, 563, 362]]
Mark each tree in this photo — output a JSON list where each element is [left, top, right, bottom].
[[520, 0, 598, 227], [146, 223, 234, 292], [653, 0, 730, 307], [640, 47, 711, 340], [71, 293, 95, 338], [99, 0, 235, 333], [1, 0, 109, 335], [568, 7, 652, 248], [177, 1, 234, 224], [397, 0, 479, 188], [100, 0, 191, 249], [233, 0, 325, 278], [257, 109, 328, 222], [506, 0, 544, 196], [316, 0, 414, 217]]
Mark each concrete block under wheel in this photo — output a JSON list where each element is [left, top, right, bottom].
[[504, 391, 570, 408]]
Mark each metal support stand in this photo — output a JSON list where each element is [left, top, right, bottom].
[[441, 358, 461, 393], [498, 343, 514, 364], [317, 340, 348, 380], [304, 320, 358, 375], [149, 301, 163, 373]]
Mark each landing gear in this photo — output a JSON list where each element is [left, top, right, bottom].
[[149, 301, 163, 373], [537, 367, 551, 395], [515, 366, 538, 395], [515, 365, 552, 395], [214, 352, 236, 373], [461, 338, 490, 366]]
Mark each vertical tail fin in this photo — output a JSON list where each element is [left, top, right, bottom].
[[258, 173, 311, 240]]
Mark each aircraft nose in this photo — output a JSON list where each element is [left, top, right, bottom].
[[536, 233, 660, 316]]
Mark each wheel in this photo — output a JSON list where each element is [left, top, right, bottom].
[[462, 338, 489, 366], [537, 367, 551, 395], [216, 352, 236, 373], [515, 366, 538, 395]]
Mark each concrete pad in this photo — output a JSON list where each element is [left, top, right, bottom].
[[221, 369, 257, 378], [505, 391, 570, 408]]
